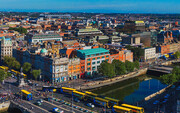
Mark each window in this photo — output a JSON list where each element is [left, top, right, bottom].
[[81, 66, 84, 69], [92, 66, 96, 70], [87, 63, 90, 65], [87, 59, 91, 61], [102, 56, 105, 58], [106, 55, 109, 58], [92, 58, 96, 60], [106, 59, 109, 62], [87, 68, 90, 71], [87, 55, 90, 57], [97, 61, 100, 64], [92, 62, 95, 65], [97, 57, 100, 59]]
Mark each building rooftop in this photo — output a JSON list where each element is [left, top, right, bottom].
[[77, 48, 109, 56]]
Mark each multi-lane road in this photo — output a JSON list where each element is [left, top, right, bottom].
[[2, 77, 101, 113]]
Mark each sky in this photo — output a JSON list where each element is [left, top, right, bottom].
[[0, 0, 179, 13]]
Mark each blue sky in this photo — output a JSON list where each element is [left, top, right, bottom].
[[0, 0, 179, 13]]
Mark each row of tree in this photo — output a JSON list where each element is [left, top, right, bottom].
[[160, 66, 180, 85], [3, 56, 41, 81], [9, 27, 27, 34], [98, 60, 140, 78]]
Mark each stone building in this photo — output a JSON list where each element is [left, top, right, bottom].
[[0, 37, 12, 60]]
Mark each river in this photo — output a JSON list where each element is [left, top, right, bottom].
[[90, 75, 167, 105]]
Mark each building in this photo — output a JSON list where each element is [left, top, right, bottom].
[[124, 21, 145, 33], [144, 47, 156, 61], [39, 14, 72, 19], [25, 33, 62, 44], [169, 43, 180, 53], [75, 26, 103, 36], [132, 30, 158, 47], [156, 44, 170, 55], [68, 58, 81, 80], [77, 48, 109, 76], [13, 48, 69, 83], [0, 37, 12, 60], [122, 36, 140, 45], [157, 31, 173, 44], [109, 49, 133, 63]]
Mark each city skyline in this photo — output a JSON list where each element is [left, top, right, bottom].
[[0, 0, 179, 13]]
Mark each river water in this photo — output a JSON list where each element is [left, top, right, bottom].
[[90, 75, 167, 105]]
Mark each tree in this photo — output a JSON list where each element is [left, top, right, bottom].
[[23, 62, 32, 73], [0, 69, 5, 82], [3, 56, 16, 69], [9, 27, 27, 34], [32, 69, 41, 81], [174, 51, 180, 59], [13, 61, 21, 70], [134, 61, 140, 69], [125, 60, 135, 72], [98, 61, 115, 78], [125, 46, 144, 61], [160, 73, 177, 85], [112, 60, 126, 75]]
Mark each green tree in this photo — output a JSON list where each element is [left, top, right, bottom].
[[0, 69, 5, 82], [98, 61, 115, 78], [3, 56, 16, 69], [9, 27, 27, 34], [160, 73, 177, 85], [134, 60, 140, 69], [174, 51, 180, 59], [125, 60, 135, 72], [13, 61, 21, 70], [32, 69, 41, 81], [125, 45, 144, 61], [23, 62, 32, 73], [112, 60, 126, 75]]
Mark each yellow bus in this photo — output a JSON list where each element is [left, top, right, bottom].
[[112, 105, 133, 113], [11, 69, 27, 78], [21, 90, 32, 101], [84, 91, 98, 101], [105, 97, 121, 106], [94, 97, 112, 108], [0, 66, 8, 71], [60, 87, 76, 94], [72, 91, 86, 100], [85, 91, 98, 97], [121, 104, 144, 113]]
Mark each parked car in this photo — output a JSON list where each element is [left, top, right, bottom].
[[34, 83, 39, 86], [39, 99, 43, 103], [74, 98, 80, 103], [52, 108, 64, 113], [86, 103, 94, 108], [35, 101, 42, 106]]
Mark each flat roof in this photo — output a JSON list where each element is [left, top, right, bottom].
[[77, 48, 109, 56]]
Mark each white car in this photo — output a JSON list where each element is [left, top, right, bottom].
[[53, 108, 64, 113], [86, 103, 95, 108], [39, 99, 43, 103]]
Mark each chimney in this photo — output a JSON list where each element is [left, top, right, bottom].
[[166, 31, 169, 38], [170, 32, 173, 38]]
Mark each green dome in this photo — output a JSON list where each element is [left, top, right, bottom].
[[1, 36, 5, 40], [40, 48, 47, 54]]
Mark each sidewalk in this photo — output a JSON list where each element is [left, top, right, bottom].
[[77, 68, 148, 90]]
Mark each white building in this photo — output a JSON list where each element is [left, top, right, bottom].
[[25, 33, 62, 44], [144, 47, 156, 61]]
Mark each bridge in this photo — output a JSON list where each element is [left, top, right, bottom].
[[5, 100, 50, 113], [147, 65, 173, 76]]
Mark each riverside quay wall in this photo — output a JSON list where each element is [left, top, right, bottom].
[[78, 68, 148, 90]]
